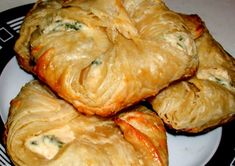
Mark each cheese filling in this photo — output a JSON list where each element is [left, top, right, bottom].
[[164, 32, 196, 56], [42, 17, 84, 34], [197, 68, 235, 92], [25, 125, 75, 159]]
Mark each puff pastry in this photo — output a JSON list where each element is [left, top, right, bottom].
[[14, 0, 198, 116], [5, 80, 168, 166], [149, 15, 235, 133]]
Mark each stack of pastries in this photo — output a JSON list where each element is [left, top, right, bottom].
[[3, 0, 235, 165]]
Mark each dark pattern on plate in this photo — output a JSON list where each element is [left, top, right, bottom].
[[0, 4, 33, 75], [0, 4, 34, 166]]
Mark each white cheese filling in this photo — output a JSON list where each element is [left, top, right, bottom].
[[25, 125, 75, 159]]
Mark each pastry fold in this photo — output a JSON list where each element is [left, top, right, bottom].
[[5, 80, 168, 166], [14, 0, 198, 116], [149, 15, 235, 133]]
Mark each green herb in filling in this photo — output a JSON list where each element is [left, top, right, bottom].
[[177, 42, 183, 48], [214, 77, 227, 86], [64, 22, 82, 30], [43, 135, 64, 148], [30, 140, 38, 145], [91, 59, 102, 65], [43, 20, 83, 33], [178, 35, 184, 41]]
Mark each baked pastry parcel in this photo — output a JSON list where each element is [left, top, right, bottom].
[[149, 14, 235, 133], [14, 0, 198, 116], [5, 80, 168, 166]]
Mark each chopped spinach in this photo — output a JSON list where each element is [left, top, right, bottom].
[[43, 20, 83, 33], [64, 22, 82, 30]]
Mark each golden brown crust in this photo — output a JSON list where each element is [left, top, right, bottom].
[[14, 0, 198, 116], [114, 106, 168, 166], [150, 78, 235, 133], [149, 14, 235, 133], [5, 80, 168, 166], [179, 14, 204, 39]]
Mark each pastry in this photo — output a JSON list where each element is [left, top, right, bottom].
[[5, 80, 168, 166], [149, 14, 235, 133], [14, 0, 198, 116]]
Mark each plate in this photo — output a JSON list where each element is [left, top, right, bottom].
[[0, 4, 235, 166]]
